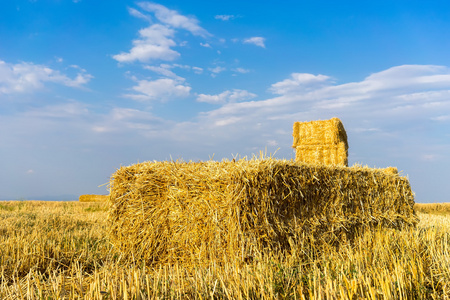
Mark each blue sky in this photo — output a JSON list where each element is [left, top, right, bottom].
[[1, 0, 450, 202]]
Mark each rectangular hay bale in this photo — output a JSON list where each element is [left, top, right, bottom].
[[293, 117, 348, 166], [108, 158, 417, 265], [295, 144, 348, 166]]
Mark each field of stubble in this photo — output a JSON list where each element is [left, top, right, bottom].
[[0, 201, 449, 299]]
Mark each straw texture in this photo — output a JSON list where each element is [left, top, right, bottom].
[[108, 158, 416, 265], [79, 194, 109, 202], [293, 118, 348, 166]]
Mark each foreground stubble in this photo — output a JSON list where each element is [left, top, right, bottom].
[[0, 201, 448, 299]]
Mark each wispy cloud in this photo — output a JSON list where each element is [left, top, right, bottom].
[[144, 64, 184, 81], [432, 115, 450, 122], [215, 15, 238, 21], [197, 89, 256, 104], [200, 42, 212, 48], [124, 78, 191, 101], [198, 65, 450, 138], [243, 37, 266, 48], [137, 2, 211, 37], [23, 101, 89, 118], [92, 107, 169, 134], [0, 60, 92, 94], [128, 7, 152, 22], [173, 63, 204, 74], [233, 67, 250, 74], [192, 66, 203, 74], [209, 66, 226, 73], [269, 73, 332, 95], [208, 66, 226, 77], [144, 63, 203, 79], [113, 24, 179, 63], [116, 2, 214, 100], [421, 154, 439, 162]]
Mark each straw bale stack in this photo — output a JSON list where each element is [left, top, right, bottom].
[[293, 118, 348, 166], [108, 158, 417, 265], [79, 194, 109, 202]]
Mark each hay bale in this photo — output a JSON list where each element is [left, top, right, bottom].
[[295, 144, 348, 166], [108, 158, 417, 265], [79, 194, 109, 202], [292, 117, 348, 166], [382, 167, 399, 175]]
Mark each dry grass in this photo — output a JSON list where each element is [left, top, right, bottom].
[[415, 202, 450, 215], [0, 200, 449, 299]]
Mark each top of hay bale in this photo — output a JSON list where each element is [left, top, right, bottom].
[[292, 117, 348, 149]]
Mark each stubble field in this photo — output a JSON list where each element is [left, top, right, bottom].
[[0, 201, 449, 299]]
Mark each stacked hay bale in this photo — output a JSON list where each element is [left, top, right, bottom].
[[108, 158, 417, 265], [79, 194, 109, 202], [293, 117, 348, 166]]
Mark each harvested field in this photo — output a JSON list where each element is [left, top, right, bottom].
[[0, 201, 448, 299], [415, 202, 450, 214]]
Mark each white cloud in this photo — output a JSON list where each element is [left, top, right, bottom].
[[421, 154, 439, 162], [243, 37, 266, 48], [0, 60, 92, 94], [200, 42, 212, 48], [233, 67, 250, 74], [192, 66, 203, 74], [209, 66, 226, 74], [215, 15, 237, 21], [128, 7, 152, 22], [144, 63, 203, 78], [124, 78, 191, 101], [197, 89, 257, 104], [144, 64, 184, 81], [267, 140, 278, 146], [432, 115, 450, 122], [23, 102, 89, 118], [269, 73, 332, 95], [351, 127, 381, 133], [172, 63, 190, 69], [90, 107, 172, 139], [363, 65, 450, 91], [214, 116, 242, 126], [137, 2, 211, 37], [113, 24, 179, 63], [197, 64, 450, 137]]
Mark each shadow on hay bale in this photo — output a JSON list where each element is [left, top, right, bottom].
[[108, 158, 417, 265]]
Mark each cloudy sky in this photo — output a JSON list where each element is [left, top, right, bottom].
[[1, 0, 449, 202]]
